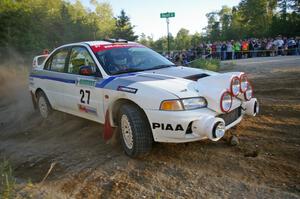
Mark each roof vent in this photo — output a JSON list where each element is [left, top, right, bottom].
[[103, 38, 128, 43], [184, 73, 209, 81]]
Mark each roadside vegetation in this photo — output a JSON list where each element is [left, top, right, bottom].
[[188, 58, 221, 71], [0, 159, 16, 199], [0, 0, 137, 62], [1, 0, 299, 63]]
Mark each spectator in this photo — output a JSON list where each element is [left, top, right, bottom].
[[226, 41, 233, 60], [260, 39, 267, 57], [234, 40, 241, 59], [216, 42, 222, 59], [211, 42, 217, 59], [287, 37, 296, 55], [221, 42, 227, 60], [274, 36, 284, 56], [266, 39, 274, 57], [297, 38, 300, 55], [242, 40, 249, 58], [253, 40, 259, 58], [164, 35, 299, 63], [249, 39, 254, 58]]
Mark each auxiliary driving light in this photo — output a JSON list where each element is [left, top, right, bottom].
[[239, 74, 249, 93], [220, 91, 232, 112], [244, 83, 253, 101], [212, 121, 226, 139], [230, 76, 241, 96]]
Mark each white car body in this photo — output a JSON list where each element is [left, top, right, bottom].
[[29, 41, 258, 145]]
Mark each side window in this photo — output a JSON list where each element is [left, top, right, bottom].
[[50, 50, 69, 72], [44, 57, 52, 70], [68, 47, 97, 75]]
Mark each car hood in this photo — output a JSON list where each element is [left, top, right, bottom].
[[106, 66, 244, 113], [142, 66, 217, 77], [134, 66, 217, 98]]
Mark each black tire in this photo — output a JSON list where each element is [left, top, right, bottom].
[[37, 91, 52, 119], [118, 104, 153, 157]]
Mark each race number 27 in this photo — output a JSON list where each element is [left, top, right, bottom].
[[80, 89, 90, 104]]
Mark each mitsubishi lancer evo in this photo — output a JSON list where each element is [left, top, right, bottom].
[[29, 39, 259, 157]]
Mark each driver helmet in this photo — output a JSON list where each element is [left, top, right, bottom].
[[111, 50, 128, 66]]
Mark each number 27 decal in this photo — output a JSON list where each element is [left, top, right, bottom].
[[80, 89, 91, 104]]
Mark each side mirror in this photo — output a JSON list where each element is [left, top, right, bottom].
[[79, 66, 93, 76]]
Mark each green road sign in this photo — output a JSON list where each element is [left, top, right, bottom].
[[160, 12, 175, 18]]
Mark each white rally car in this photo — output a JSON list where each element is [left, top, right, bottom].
[[32, 54, 48, 69], [29, 39, 259, 157]]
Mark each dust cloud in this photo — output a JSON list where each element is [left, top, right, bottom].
[[0, 62, 35, 135]]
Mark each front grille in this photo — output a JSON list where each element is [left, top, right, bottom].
[[219, 107, 242, 126]]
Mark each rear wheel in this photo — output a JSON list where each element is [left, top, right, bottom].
[[37, 92, 52, 119], [118, 104, 153, 157]]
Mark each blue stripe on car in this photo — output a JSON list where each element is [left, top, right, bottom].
[[95, 76, 117, 88], [30, 73, 137, 89], [30, 74, 76, 84]]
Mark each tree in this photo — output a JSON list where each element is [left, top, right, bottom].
[[204, 12, 221, 41], [0, 0, 129, 60], [175, 28, 191, 50], [238, 0, 276, 38], [219, 6, 232, 40], [114, 10, 138, 41], [138, 33, 148, 46], [191, 32, 201, 47], [153, 37, 168, 52], [270, 0, 300, 37], [91, 0, 115, 39], [278, 0, 299, 19]]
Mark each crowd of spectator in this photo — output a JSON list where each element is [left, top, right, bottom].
[[165, 36, 300, 65]]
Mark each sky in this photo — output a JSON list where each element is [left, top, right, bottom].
[[77, 0, 240, 39]]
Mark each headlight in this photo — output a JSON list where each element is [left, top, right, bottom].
[[220, 91, 232, 112], [230, 76, 240, 96], [240, 74, 249, 93], [182, 97, 207, 110], [244, 83, 253, 101], [160, 100, 184, 111], [160, 97, 207, 111]]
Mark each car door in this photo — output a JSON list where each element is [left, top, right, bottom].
[[41, 47, 70, 110], [63, 46, 105, 123]]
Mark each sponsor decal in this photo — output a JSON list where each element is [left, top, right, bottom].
[[91, 44, 143, 53], [152, 123, 184, 131], [117, 86, 137, 94], [78, 104, 97, 116], [77, 79, 96, 87]]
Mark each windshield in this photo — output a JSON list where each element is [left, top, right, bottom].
[[94, 47, 175, 75]]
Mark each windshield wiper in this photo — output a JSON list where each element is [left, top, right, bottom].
[[110, 64, 176, 75], [111, 68, 146, 75], [149, 64, 176, 70]]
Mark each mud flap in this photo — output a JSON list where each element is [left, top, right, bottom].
[[103, 110, 114, 141], [30, 91, 38, 110]]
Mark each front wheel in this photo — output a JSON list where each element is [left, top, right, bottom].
[[118, 104, 153, 157]]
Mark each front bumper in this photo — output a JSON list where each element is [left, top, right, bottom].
[[145, 98, 258, 143]]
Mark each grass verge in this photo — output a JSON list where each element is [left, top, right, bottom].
[[188, 58, 221, 72], [0, 159, 16, 199]]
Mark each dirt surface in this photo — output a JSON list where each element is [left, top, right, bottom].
[[0, 56, 300, 198]]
